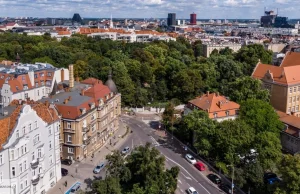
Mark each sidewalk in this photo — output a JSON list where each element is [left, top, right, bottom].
[[47, 118, 129, 194]]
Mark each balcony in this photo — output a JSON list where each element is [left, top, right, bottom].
[[31, 159, 39, 169], [31, 175, 40, 185], [83, 136, 92, 145], [82, 126, 90, 133], [64, 128, 75, 134]]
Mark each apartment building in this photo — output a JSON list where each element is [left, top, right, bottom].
[[0, 100, 61, 194], [0, 62, 69, 107], [252, 52, 300, 116], [201, 43, 242, 57], [41, 69, 121, 161], [184, 92, 240, 122]]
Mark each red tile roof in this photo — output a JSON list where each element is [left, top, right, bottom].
[[188, 92, 240, 119], [280, 51, 300, 67]]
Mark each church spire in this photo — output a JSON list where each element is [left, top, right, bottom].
[[110, 14, 113, 29]]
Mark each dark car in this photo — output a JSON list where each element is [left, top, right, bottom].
[[61, 159, 72, 165], [264, 172, 280, 184], [207, 174, 221, 185], [220, 184, 234, 194], [61, 168, 68, 176]]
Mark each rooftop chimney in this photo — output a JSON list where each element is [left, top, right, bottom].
[[64, 99, 69, 104], [81, 89, 85, 96], [206, 91, 210, 96], [69, 64, 74, 88], [216, 92, 219, 96], [45, 100, 49, 107], [61, 69, 65, 81], [76, 77, 79, 82]]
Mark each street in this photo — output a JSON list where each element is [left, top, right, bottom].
[[120, 116, 223, 194], [49, 115, 222, 194]]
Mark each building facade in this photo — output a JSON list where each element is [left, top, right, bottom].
[[0, 100, 61, 194], [190, 13, 197, 25], [184, 92, 240, 122], [0, 63, 69, 107], [201, 43, 242, 57], [41, 70, 121, 162], [252, 52, 300, 116]]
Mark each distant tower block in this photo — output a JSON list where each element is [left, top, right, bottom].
[[110, 14, 113, 28], [68, 64, 74, 88], [190, 12, 197, 25], [72, 13, 82, 23]]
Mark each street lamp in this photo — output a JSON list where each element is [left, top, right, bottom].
[[227, 164, 235, 194]]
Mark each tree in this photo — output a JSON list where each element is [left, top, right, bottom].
[[227, 76, 270, 103], [162, 102, 177, 130], [235, 44, 273, 75], [106, 150, 131, 182], [185, 110, 217, 157], [219, 47, 233, 56], [275, 154, 300, 194], [239, 99, 283, 134], [91, 177, 122, 194]]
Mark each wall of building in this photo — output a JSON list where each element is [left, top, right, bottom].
[[281, 129, 300, 154], [0, 105, 61, 194], [268, 83, 288, 113]]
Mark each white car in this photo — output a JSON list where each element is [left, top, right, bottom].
[[185, 154, 197, 164], [121, 146, 130, 155], [187, 187, 198, 194]]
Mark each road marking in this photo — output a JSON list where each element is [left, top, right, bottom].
[[186, 177, 192, 180], [149, 136, 160, 146], [164, 155, 211, 194], [180, 189, 184, 193], [137, 124, 141, 127], [178, 179, 182, 184], [187, 183, 191, 187]]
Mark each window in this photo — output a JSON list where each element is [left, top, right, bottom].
[[37, 90, 39, 96], [25, 179, 28, 187], [297, 106, 299, 112], [22, 76, 25, 80], [17, 148, 19, 158], [60, 146, 62, 152], [35, 82, 38, 87], [10, 150, 14, 160], [23, 160, 27, 170], [67, 122, 71, 129], [293, 96, 296, 102], [34, 121, 38, 128], [11, 167, 15, 177], [20, 182, 23, 190], [290, 88, 293, 93], [29, 123, 32, 131], [24, 144, 27, 153], [67, 135, 72, 143], [19, 163, 22, 173], [24, 93, 28, 98], [68, 147, 74, 153], [40, 73, 44, 77], [213, 113, 217, 118], [289, 97, 292, 103], [49, 141, 52, 150], [32, 152, 35, 161], [288, 107, 291, 113], [298, 86, 300, 92], [298, 96, 300, 101], [34, 74, 37, 78], [21, 146, 24, 155], [22, 126, 26, 135], [16, 130, 19, 138], [91, 113, 96, 120], [294, 87, 297, 92], [292, 107, 295, 112], [33, 185, 36, 192], [33, 134, 40, 144], [38, 149, 42, 158], [47, 72, 52, 77], [0, 155, 3, 165], [0, 172, 2, 183], [48, 127, 52, 135], [225, 111, 229, 116], [50, 170, 54, 178], [49, 155, 53, 165], [91, 124, 96, 132]]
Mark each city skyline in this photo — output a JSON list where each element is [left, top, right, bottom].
[[0, 0, 299, 19]]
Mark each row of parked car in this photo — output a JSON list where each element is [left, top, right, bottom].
[[185, 154, 235, 194]]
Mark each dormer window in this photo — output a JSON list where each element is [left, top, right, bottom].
[[98, 98, 104, 105], [23, 85, 28, 90], [16, 86, 19, 91], [89, 103, 95, 109], [105, 95, 108, 100], [110, 92, 113, 97], [47, 72, 52, 77], [225, 111, 229, 116], [35, 82, 38, 87], [80, 108, 86, 114], [213, 113, 218, 118], [0, 76, 3, 79]]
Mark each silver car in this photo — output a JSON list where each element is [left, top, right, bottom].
[[121, 146, 130, 155]]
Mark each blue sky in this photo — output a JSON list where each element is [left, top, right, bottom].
[[0, 0, 299, 19]]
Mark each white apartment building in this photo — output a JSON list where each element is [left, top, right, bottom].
[[0, 63, 70, 107], [0, 100, 61, 194]]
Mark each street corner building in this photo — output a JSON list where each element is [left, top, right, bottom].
[[0, 99, 61, 194], [40, 67, 122, 162]]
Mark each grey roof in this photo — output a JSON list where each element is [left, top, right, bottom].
[[0, 105, 18, 119], [105, 71, 118, 93], [40, 90, 92, 107]]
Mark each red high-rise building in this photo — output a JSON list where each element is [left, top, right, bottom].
[[190, 13, 197, 25]]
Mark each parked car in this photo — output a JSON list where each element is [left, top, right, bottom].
[[70, 182, 81, 194], [219, 184, 234, 194], [61, 168, 68, 176], [93, 162, 105, 174], [121, 146, 130, 155], [185, 154, 197, 164], [264, 172, 280, 184], [194, 161, 206, 171], [61, 159, 72, 165], [187, 187, 198, 194], [207, 174, 222, 185]]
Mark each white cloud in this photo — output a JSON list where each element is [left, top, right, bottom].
[[0, 0, 298, 19]]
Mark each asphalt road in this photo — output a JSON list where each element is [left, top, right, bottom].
[[120, 116, 223, 194]]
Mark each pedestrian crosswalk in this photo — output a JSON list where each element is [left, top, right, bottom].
[[149, 136, 160, 146]]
